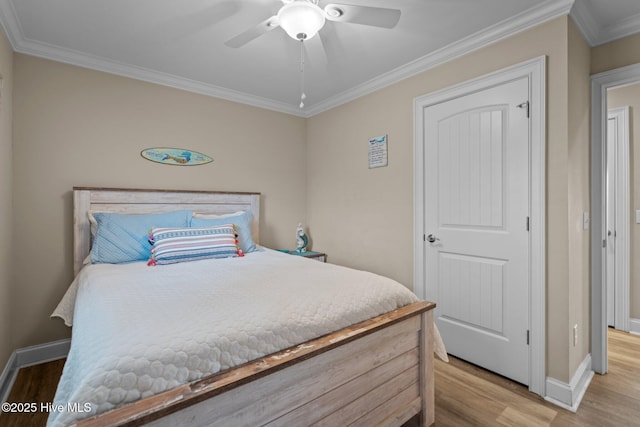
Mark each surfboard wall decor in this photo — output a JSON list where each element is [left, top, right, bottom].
[[141, 148, 213, 166]]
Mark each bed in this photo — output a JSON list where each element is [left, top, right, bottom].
[[51, 187, 438, 427]]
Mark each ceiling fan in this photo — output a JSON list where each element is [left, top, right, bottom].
[[225, 0, 401, 108], [225, 0, 402, 48]]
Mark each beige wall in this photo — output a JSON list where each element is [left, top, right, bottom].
[[307, 16, 585, 383], [608, 82, 640, 318], [591, 33, 640, 75], [12, 54, 307, 349], [567, 19, 591, 376], [0, 24, 13, 369]]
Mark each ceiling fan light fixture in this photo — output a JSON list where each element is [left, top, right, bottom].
[[277, 0, 326, 41]]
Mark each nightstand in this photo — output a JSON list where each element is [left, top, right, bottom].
[[279, 250, 327, 262]]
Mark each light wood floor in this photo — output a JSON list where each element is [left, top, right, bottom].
[[430, 328, 640, 427], [1, 329, 639, 426]]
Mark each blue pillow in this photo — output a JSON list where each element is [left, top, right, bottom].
[[90, 210, 192, 264], [191, 210, 256, 253]]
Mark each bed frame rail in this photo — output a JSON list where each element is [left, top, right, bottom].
[[74, 301, 435, 427]]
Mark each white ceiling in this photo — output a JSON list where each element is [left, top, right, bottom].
[[1, 0, 639, 117]]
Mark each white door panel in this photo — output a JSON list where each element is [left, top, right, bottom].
[[605, 107, 630, 332], [424, 77, 530, 385], [606, 117, 616, 327]]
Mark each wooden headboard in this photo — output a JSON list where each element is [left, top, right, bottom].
[[73, 187, 261, 275]]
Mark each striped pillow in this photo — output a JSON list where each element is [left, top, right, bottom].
[[148, 224, 243, 266]]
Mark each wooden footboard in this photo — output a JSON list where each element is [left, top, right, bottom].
[[74, 301, 436, 427]]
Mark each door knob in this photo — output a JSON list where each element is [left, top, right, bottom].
[[426, 234, 440, 243]]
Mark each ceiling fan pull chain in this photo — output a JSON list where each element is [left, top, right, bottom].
[[299, 39, 306, 109]]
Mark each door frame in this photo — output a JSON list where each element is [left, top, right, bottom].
[[413, 56, 546, 396], [591, 63, 640, 374], [606, 106, 630, 332]]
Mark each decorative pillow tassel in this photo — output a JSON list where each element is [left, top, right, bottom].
[[148, 245, 156, 266]]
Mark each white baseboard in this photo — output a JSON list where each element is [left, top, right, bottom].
[[14, 339, 70, 368], [629, 318, 640, 336], [544, 353, 594, 412], [0, 339, 70, 403], [0, 352, 18, 404]]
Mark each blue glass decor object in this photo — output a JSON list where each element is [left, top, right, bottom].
[[296, 223, 309, 253]]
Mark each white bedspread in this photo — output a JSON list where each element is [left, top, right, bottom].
[[48, 249, 420, 426]]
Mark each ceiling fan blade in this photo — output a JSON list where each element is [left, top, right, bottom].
[[317, 24, 347, 74], [323, 4, 401, 28], [224, 16, 279, 48], [157, 1, 242, 42], [305, 34, 328, 72]]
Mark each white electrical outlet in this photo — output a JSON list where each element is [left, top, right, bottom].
[[573, 324, 578, 347]]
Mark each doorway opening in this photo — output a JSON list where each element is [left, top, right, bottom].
[[590, 63, 640, 374]]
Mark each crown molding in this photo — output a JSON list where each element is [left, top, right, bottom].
[[0, 0, 21, 48], [570, 0, 640, 47], [0, 0, 305, 117], [569, 0, 600, 45], [595, 12, 640, 46], [1, 0, 576, 118], [14, 37, 306, 117], [305, 0, 574, 116]]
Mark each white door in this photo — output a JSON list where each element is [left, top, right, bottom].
[[606, 116, 616, 327], [423, 77, 530, 385], [605, 107, 630, 332]]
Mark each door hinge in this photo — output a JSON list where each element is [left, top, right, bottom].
[[526, 330, 530, 345], [603, 239, 607, 248], [423, 234, 426, 242], [517, 101, 530, 118], [526, 216, 530, 231]]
